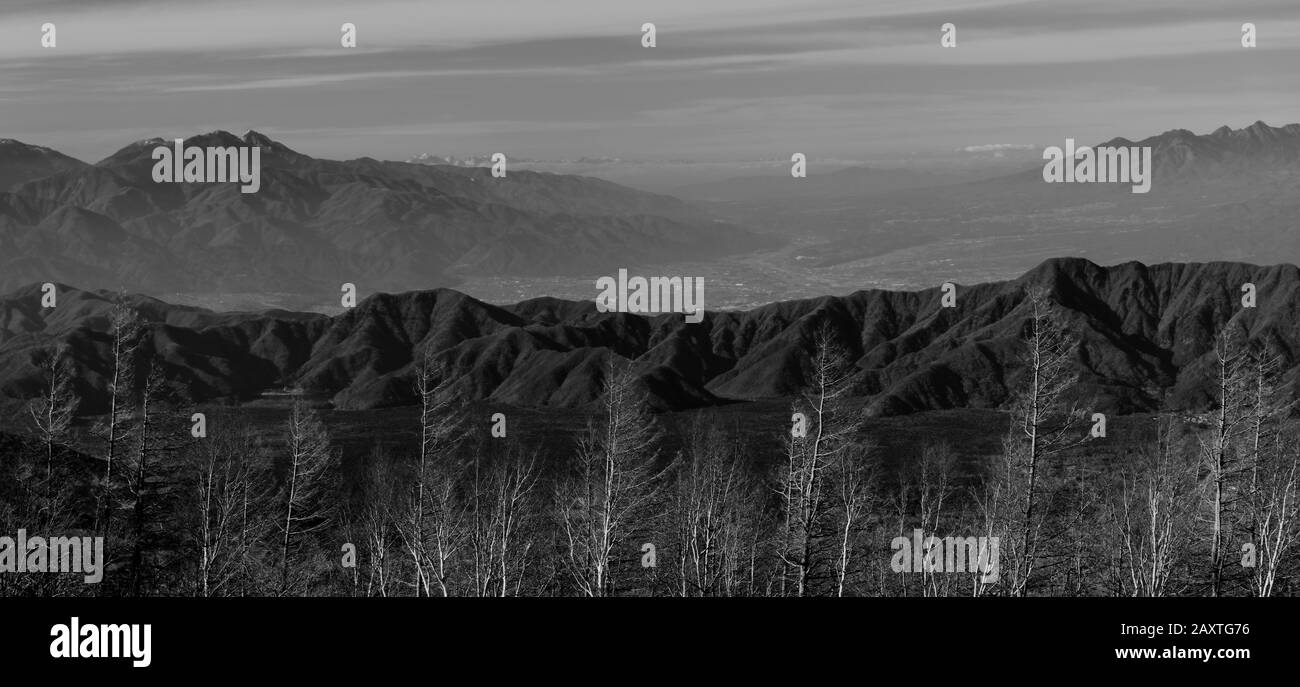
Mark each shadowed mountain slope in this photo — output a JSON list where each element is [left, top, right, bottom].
[[0, 258, 1296, 416]]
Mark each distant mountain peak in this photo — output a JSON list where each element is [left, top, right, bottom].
[[1244, 120, 1280, 139], [183, 130, 246, 148], [0, 139, 79, 162], [1100, 120, 1300, 178], [241, 130, 299, 155], [1143, 120, 1298, 143], [109, 130, 295, 152], [0, 129, 762, 298], [0, 138, 87, 188]]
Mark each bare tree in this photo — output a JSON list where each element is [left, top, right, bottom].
[[468, 442, 542, 597], [278, 399, 337, 594], [188, 413, 265, 597], [669, 419, 753, 597], [774, 325, 864, 596], [1197, 327, 1253, 596], [915, 442, 958, 596], [1236, 342, 1300, 596], [125, 360, 178, 596], [96, 298, 142, 538], [1245, 432, 1300, 596], [27, 345, 76, 529], [777, 403, 803, 597], [998, 286, 1082, 596], [398, 352, 466, 597], [555, 357, 664, 597], [829, 438, 876, 597], [356, 443, 399, 597], [1103, 415, 1198, 597]]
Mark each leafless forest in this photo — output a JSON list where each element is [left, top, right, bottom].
[[2, 287, 1297, 598]]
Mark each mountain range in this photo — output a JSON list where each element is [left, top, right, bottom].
[[701, 121, 1300, 286], [0, 257, 1296, 419], [1104, 120, 1300, 180], [0, 131, 769, 299], [4, 121, 1299, 311], [690, 120, 1300, 205]]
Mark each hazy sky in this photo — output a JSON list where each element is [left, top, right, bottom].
[[1, 0, 1297, 164]]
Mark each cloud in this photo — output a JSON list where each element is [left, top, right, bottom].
[[961, 143, 1035, 152], [2, 0, 1298, 163]]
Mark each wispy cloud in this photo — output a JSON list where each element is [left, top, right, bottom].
[[1, 0, 1295, 163], [961, 143, 1035, 152]]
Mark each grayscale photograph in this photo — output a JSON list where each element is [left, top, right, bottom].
[[0, 1, 1294, 672]]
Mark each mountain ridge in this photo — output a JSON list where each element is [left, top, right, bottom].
[[1, 257, 1296, 419], [0, 130, 773, 296]]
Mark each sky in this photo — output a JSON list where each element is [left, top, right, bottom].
[[0, 0, 1297, 165]]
